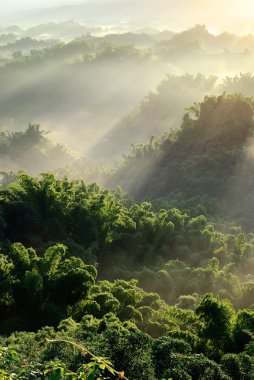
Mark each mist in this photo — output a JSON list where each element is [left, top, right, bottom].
[[1, 22, 254, 174], [3, 3, 254, 376], [2, 4, 254, 227], [2, 0, 254, 35]]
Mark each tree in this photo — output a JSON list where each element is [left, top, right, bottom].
[[196, 294, 234, 358], [233, 310, 254, 352]]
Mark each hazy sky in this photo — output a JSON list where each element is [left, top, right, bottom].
[[1, 0, 81, 11], [1, 0, 254, 34], [3, 0, 73, 8]]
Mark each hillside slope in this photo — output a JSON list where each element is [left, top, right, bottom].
[[109, 93, 254, 229]]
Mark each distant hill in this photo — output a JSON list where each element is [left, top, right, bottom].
[[2, 0, 252, 35], [1, 25, 254, 166], [91, 73, 254, 163], [0, 124, 75, 175], [108, 93, 254, 230], [10, 1, 186, 25]]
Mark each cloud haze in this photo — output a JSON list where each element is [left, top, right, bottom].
[[1, 0, 254, 33]]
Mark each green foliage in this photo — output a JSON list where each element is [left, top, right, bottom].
[[4, 24, 254, 380], [196, 294, 234, 358], [233, 310, 254, 352], [221, 353, 254, 380], [152, 336, 192, 379], [0, 339, 129, 380], [110, 93, 254, 231], [1, 168, 254, 377], [0, 241, 97, 332], [0, 125, 73, 175]]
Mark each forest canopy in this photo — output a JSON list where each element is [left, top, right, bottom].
[[1, 172, 254, 378], [2, 8, 254, 378]]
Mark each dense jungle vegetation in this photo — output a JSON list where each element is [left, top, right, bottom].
[[109, 93, 254, 229], [2, 93, 254, 379], [2, 14, 254, 379], [1, 24, 254, 164]]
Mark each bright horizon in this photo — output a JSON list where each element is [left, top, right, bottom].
[[0, 0, 254, 35]]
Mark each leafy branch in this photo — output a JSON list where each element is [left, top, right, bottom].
[[45, 339, 129, 380]]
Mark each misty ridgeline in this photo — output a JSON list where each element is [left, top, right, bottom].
[[2, 10, 254, 380]]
